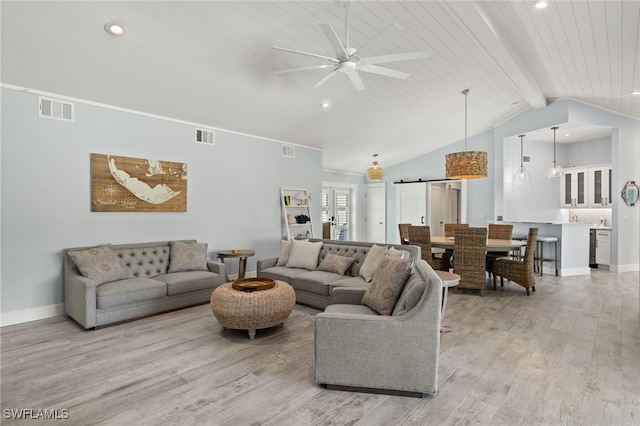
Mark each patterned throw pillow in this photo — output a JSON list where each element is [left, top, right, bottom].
[[362, 256, 414, 315], [168, 241, 208, 272], [317, 253, 356, 275], [68, 244, 130, 285]]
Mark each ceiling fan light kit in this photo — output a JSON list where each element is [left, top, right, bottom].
[[445, 89, 488, 180], [272, 2, 430, 92]]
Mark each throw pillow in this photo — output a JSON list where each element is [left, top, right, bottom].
[[168, 241, 208, 273], [362, 256, 414, 316], [358, 244, 388, 282], [68, 244, 130, 285], [317, 253, 356, 275], [285, 240, 322, 270], [276, 240, 293, 266], [387, 246, 405, 259]]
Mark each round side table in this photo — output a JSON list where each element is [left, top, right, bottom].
[[435, 270, 460, 333], [217, 249, 255, 281]]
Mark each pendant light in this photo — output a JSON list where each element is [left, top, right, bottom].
[[445, 89, 488, 179], [547, 126, 563, 178], [513, 134, 530, 181], [367, 154, 384, 180]]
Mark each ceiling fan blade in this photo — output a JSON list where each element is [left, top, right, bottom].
[[363, 50, 431, 65], [359, 64, 409, 80], [319, 23, 349, 61], [272, 46, 340, 63], [352, 23, 403, 59], [346, 71, 366, 92], [274, 64, 334, 74], [312, 68, 339, 89]]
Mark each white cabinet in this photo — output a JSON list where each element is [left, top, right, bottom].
[[595, 229, 611, 265], [588, 165, 612, 207], [281, 188, 314, 240], [561, 168, 588, 207]]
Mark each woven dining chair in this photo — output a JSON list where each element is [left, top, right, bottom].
[[398, 223, 410, 245], [485, 223, 514, 277], [492, 227, 538, 295], [407, 225, 449, 271], [453, 227, 488, 296], [444, 223, 469, 238]]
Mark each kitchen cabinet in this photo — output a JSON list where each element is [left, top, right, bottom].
[[588, 165, 612, 207], [562, 168, 588, 207], [595, 229, 611, 265]]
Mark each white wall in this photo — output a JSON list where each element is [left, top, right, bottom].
[[0, 87, 322, 320]]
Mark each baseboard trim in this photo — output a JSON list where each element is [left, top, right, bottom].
[[611, 264, 640, 273], [559, 267, 591, 277], [1, 304, 64, 327]]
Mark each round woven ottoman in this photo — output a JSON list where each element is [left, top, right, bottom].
[[210, 280, 295, 339]]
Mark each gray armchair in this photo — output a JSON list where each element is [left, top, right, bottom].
[[314, 259, 442, 397]]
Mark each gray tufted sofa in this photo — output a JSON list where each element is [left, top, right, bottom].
[[257, 238, 419, 309], [64, 240, 226, 329]]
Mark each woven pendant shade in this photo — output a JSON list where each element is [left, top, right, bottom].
[[367, 154, 384, 180], [445, 151, 488, 180], [445, 89, 488, 180]]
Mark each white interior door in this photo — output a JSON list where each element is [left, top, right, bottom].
[[365, 183, 386, 243], [396, 182, 427, 226], [429, 184, 446, 236]]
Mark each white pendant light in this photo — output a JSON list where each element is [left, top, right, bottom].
[[367, 154, 384, 180], [547, 126, 563, 178], [513, 134, 531, 181], [445, 89, 488, 180]]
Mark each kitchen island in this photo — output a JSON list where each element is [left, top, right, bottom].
[[499, 221, 591, 276]]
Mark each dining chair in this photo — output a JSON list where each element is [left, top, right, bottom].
[[453, 227, 488, 296], [485, 223, 514, 277], [444, 223, 469, 238], [407, 225, 449, 271], [492, 227, 538, 295], [398, 223, 410, 245]]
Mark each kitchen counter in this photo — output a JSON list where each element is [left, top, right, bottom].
[[498, 221, 591, 276]]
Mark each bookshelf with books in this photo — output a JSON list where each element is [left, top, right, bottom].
[[281, 188, 314, 240]]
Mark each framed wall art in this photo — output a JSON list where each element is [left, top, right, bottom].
[[91, 153, 187, 212]]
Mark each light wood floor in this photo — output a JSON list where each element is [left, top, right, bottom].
[[2, 269, 639, 425]]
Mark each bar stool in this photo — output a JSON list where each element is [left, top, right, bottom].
[[536, 236, 558, 276]]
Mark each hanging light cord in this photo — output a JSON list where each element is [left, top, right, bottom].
[[551, 126, 558, 163], [519, 135, 525, 169], [462, 89, 469, 151]]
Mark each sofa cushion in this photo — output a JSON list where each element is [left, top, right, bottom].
[[286, 240, 322, 270], [317, 253, 356, 275], [291, 271, 344, 296], [96, 277, 167, 309], [169, 241, 208, 273], [276, 240, 293, 266], [392, 270, 427, 316], [324, 303, 378, 316], [319, 244, 369, 277], [155, 271, 223, 296], [69, 244, 130, 285], [358, 244, 387, 282], [329, 276, 369, 293], [117, 245, 170, 278], [259, 266, 308, 282], [362, 256, 414, 316]]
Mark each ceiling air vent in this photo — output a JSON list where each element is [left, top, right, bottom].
[[282, 144, 295, 158], [195, 128, 215, 145], [38, 96, 74, 122]]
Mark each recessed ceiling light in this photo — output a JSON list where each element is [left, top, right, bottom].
[[533, 0, 549, 9], [563, 133, 571, 137], [632, 90, 640, 95], [104, 23, 125, 36], [319, 101, 331, 110]]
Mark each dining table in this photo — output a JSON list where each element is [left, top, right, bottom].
[[430, 236, 527, 257]]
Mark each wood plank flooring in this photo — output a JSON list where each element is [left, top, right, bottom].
[[2, 269, 638, 425]]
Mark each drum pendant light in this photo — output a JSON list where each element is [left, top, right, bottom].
[[445, 89, 488, 179]]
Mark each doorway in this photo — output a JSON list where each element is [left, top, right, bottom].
[[322, 184, 356, 241], [428, 180, 464, 236], [365, 183, 386, 243]]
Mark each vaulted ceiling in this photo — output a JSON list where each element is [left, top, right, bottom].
[[2, 1, 639, 174]]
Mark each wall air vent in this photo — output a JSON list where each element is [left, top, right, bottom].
[[38, 96, 74, 122], [282, 144, 295, 158], [195, 128, 215, 145]]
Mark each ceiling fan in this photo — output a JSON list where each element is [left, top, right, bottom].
[[272, 2, 430, 92]]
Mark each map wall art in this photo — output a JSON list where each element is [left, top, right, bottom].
[[91, 153, 187, 212]]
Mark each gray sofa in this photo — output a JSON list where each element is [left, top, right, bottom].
[[314, 258, 442, 396], [257, 238, 420, 309], [64, 240, 226, 329]]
